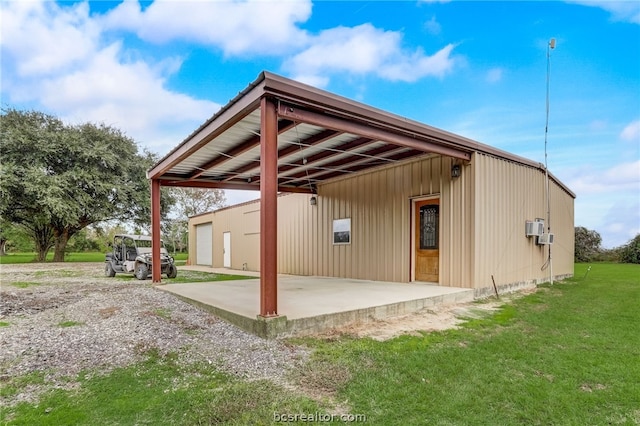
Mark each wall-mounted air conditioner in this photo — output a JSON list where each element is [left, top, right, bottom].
[[537, 233, 554, 245], [525, 220, 545, 237]]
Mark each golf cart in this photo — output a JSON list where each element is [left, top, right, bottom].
[[105, 234, 177, 280]]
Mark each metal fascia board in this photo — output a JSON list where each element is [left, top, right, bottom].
[[147, 75, 267, 179]]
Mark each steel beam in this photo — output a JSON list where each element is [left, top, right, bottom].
[[151, 179, 162, 283], [157, 175, 313, 193], [278, 103, 472, 161], [221, 128, 342, 182], [279, 144, 404, 185], [260, 97, 278, 317]]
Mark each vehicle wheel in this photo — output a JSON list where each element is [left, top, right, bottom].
[[135, 263, 149, 280], [166, 264, 178, 279], [105, 262, 116, 277]]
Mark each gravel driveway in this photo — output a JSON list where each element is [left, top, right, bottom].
[[0, 263, 307, 407]]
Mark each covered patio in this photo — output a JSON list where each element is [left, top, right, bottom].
[[147, 71, 484, 334], [158, 267, 474, 338]]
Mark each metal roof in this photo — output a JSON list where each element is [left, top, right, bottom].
[[148, 71, 574, 198]]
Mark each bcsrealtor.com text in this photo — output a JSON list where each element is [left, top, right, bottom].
[[274, 412, 367, 423]]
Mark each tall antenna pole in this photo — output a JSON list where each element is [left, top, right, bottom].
[[545, 38, 555, 285]]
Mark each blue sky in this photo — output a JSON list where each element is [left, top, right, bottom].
[[1, 0, 639, 248]]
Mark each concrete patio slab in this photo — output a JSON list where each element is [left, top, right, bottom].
[[158, 271, 475, 338]]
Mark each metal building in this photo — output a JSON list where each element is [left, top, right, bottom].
[[148, 71, 575, 320]]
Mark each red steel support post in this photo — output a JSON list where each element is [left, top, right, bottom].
[[151, 179, 162, 283], [259, 97, 278, 317]]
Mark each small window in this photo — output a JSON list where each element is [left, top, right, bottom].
[[333, 218, 351, 245], [419, 205, 439, 249]]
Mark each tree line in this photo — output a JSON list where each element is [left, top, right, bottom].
[[0, 108, 225, 261], [574, 227, 640, 264]]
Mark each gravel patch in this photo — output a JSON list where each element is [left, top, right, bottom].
[[0, 263, 308, 407]]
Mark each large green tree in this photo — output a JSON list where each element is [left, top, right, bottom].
[[0, 218, 34, 255], [0, 108, 171, 262], [619, 234, 640, 264], [574, 226, 602, 263], [170, 187, 226, 218]]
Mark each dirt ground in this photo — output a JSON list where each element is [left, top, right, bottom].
[[1, 261, 538, 409], [306, 297, 513, 341], [0, 263, 307, 407]]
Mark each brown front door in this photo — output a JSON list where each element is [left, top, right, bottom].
[[415, 199, 439, 282]]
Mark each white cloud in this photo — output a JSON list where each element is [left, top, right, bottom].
[[284, 24, 457, 85], [38, 43, 219, 150], [101, 0, 312, 56], [0, 0, 219, 154], [425, 16, 442, 35], [569, 1, 640, 24], [620, 119, 640, 142], [381, 43, 456, 81], [0, 1, 99, 76], [575, 193, 639, 248], [286, 25, 399, 75], [564, 160, 640, 195], [486, 67, 503, 83], [1, 1, 461, 152], [600, 199, 640, 247], [588, 119, 608, 131]]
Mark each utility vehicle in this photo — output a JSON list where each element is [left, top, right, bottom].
[[105, 234, 177, 280]]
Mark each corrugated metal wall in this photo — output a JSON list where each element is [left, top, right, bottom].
[[211, 201, 261, 270], [472, 153, 574, 287], [548, 174, 575, 278], [187, 152, 574, 290], [277, 155, 473, 286], [278, 193, 315, 275], [440, 159, 475, 287]]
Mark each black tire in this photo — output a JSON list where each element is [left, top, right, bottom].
[[105, 262, 116, 277], [166, 264, 178, 279], [135, 263, 149, 280]]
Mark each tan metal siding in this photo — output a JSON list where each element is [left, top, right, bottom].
[[549, 178, 575, 277], [300, 155, 456, 283], [440, 159, 475, 288], [209, 201, 261, 270], [191, 155, 475, 285], [187, 152, 574, 290], [473, 154, 574, 287], [277, 194, 314, 275]]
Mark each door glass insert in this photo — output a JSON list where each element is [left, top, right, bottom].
[[419, 205, 439, 249]]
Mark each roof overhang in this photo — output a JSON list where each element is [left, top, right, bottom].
[[148, 71, 575, 198]]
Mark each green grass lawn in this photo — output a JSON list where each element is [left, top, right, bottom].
[[0, 252, 251, 284], [0, 252, 189, 264], [2, 263, 638, 425], [113, 269, 255, 283], [1, 352, 323, 426], [296, 263, 640, 425], [0, 252, 104, 264]]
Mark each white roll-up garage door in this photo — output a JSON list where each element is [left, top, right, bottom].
[[195, 223, 213, 266]]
